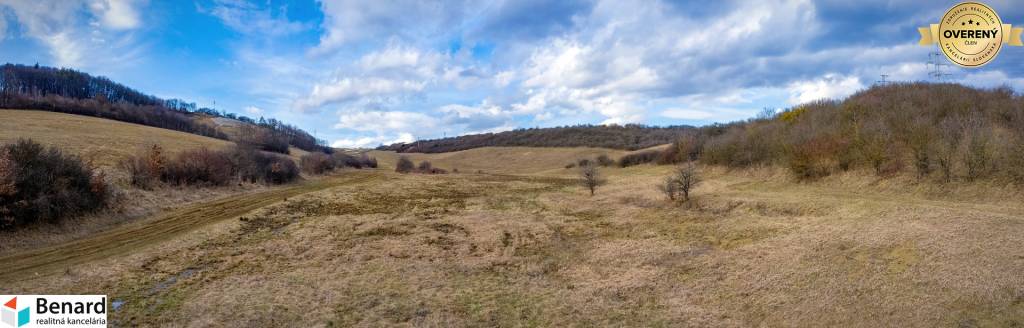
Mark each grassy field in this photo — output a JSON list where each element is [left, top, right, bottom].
[[0, 110, 234, 169], [2, 145, 1023, 326]]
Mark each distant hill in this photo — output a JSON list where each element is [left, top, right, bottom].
[[0, 63, 328, 154], [378, 124, 692, 153]]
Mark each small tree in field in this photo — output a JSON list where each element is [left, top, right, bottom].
[[659, 162, 701, 202], [675, 162, 701, 201], [579, 162, 604, 196], [395, 156, 415, 173], [657, 176, 679, 201]]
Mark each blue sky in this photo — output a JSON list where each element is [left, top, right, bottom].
[[1, 0, 1024, 148]]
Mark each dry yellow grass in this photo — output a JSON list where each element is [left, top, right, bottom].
[[0, 110, 233, 169], [4, 159, 1023, 326]]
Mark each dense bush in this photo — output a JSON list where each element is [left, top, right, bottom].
[[225, 146, 298, 185], [596, 154, 615, 167], [324, 152, 377, 170], [300, 152, 335, 175], [121, 145, 166, 189], [0, 139, 109, 229], [162, 148, 235, 186], [359, 154, 379, 168], [121, 145, 300, 187], [618, 150, 660, 167], [396, 156, 415, 173], [417, 161, 433, 172]]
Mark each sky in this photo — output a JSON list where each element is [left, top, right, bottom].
[[1, 0, 1024, 148]]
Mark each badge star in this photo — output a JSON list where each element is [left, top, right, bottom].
[[968, 19, 974, 24]]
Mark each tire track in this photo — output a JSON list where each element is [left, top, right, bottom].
[[0, 171, 382, 283]]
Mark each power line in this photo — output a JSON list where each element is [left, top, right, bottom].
[[875, 73, 891, 86], [927, 52, 954, 81]]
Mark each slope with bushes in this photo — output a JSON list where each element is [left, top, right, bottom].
[[379, 124, 691, 153], [657, 83, 1024, 184]]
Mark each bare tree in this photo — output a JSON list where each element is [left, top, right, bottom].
[[675, 162, 701, 201], [578, 162, 604, 196], [659, 162, 701, 202]]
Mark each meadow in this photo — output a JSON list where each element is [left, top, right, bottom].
[[2, 146, 1022, 327]]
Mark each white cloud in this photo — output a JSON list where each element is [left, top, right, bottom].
[[0, 13, 7, 40], [787, 74, 864, 105], [293, 78, 426, 112], [960, 70, 1024, 91], [494, 70, 515, 87], [334, 110, 438, 132], [310, 0, 472, 56], [1, 0, 145, 68], [244, 106, 263, 115], [201, 0, 309, 37], [330, 133, 415, 149], [88, 0, 141, 30]]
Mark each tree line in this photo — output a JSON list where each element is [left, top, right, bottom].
[[653, 83, 1024, 184], [0, 63, 328, 153], [378, 124, 693, 153]]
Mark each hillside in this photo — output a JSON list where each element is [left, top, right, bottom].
[[663, 83, 1024, 185], [0, 63, 327, 153], [369, 146, 625, 174], [0, 109, 233, 169], [379, 124, 691, 153]]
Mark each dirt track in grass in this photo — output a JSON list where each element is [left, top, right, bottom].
[[0, 171, 383, 283]]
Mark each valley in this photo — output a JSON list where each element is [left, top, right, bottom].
[[3, 147, 1023, 326]]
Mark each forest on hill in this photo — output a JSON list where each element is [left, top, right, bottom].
[[0, 63, 327, 153], [378, 124, 693, 153]]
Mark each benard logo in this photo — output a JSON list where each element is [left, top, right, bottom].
[[1, 297, 29, 328]]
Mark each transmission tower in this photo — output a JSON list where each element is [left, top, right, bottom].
[[875, 74, 891, 86], [927, 52, 954, 81]]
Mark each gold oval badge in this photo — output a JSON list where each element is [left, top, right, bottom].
[[919, 2, 1023, 68], [939, 2, 1002, 67]]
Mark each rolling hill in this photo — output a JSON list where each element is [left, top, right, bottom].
[[369, 144, 668, 175], [0, 109, 233, 169], [378, 124, 691, 153]]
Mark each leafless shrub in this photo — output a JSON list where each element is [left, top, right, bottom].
[[578, 162, 604, 196], [660, 162, 701, 202], [359, 154, 378, 168], [300, 152, 335, 175], [0, 151, 14, 197], [162, 148, 235, 186], [417, 161, 433, 172], [396, 156, 415, 173], [657, 176, 678, 201], [120, 144, 166, 189]]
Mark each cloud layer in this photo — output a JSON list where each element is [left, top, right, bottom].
[[2, 0, 1021, 148]]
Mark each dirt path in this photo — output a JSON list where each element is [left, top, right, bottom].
[[0, 171, 383, 283]]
